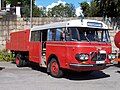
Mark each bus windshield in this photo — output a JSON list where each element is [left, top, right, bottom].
[[66, 27, 111, 43]]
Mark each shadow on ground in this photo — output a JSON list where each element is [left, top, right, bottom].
[[0, 67, 5, 70], [63, 71, 110, 81], [115, 70, 120, 74], [11, 62, 110, 80], [114, 64, 120, 68], [30, 64, 110, 80], [24, 62, 48, 74]]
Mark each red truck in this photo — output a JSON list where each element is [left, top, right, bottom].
[[114, 31, 120, 64], [6, 19, 114, 77]]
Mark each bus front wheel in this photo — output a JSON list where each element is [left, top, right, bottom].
[[49, 58, 63, 78]]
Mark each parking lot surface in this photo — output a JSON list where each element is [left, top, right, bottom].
[[0, 62, 120, 90]]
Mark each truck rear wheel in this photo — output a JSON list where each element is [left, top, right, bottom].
[[49, 58, 63, 78], [15, 54, 26, 67]]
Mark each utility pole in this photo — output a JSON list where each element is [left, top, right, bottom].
[[0, 0, 4, 10], [30, 0, 32, 29], [0, 0, 1, 10]]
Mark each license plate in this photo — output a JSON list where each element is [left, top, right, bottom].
[[96, 61, 105, 64]]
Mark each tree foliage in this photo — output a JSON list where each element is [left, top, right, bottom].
[[89, 1, 100, 17], [6, 0, 120, 17], [80, 1, 101, 17], [47, 3, 76, 17], [80, 2, 90, 17], [80, 0, 120, 17], [99, 0, 119, 17], [6, 0, 43, 17]]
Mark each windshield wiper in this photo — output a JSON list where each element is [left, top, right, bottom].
[[85, 35, 90, 42], [81, 31, 90, 42]]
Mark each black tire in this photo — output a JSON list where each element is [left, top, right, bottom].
[[48, 58, 63, 78], [15, 54, 27, 67]]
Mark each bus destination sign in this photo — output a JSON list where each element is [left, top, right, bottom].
[[87, 22, 103, 27]]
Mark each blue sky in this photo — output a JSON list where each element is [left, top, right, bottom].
[[35, 0, 91, 8]]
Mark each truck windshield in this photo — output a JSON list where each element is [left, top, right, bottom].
[[66, 27, 111, 43]]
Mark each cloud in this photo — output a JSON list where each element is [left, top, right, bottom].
[[37, 5, 44, 8], [35, 0, 84, 17]]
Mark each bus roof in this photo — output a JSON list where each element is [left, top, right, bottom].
[[31, 19, 108, 31]]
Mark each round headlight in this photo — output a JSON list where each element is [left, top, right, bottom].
[[108, 54, 116, 60], [75, 54, 89, 61]]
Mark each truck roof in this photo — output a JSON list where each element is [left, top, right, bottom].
[[31, 19, 108, 31], [10, 29, 30, 34]]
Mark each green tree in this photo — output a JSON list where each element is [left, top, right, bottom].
[[80, 0, 120, 17], [47, 3, 75, 17], [88, 1, 100, 16], [116, 0, 120, 16], [6, 0, 42, 17], [33, 6, 46, 17], [80, 1, 101, 17], [64, 3, 76, 17], [99, 0, 118, 17], [80, 2, 90, 17]]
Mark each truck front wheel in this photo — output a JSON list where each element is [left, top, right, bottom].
[[49, 58, 63, 78]]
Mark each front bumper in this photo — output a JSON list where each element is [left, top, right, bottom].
[[69, 63, 113, 71]]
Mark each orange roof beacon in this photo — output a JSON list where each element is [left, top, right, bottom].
[[6, 19, 114, 78]]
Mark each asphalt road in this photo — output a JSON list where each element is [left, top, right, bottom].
[[0, 62, 120, 90]]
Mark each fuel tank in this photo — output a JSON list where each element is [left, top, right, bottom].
[[114, 31, 120, 49]]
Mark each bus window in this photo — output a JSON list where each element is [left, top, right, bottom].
[[47, 28, 65, 41], [69, 27, 111, 42], [56, 28, 61, 41], [47, 29, 56, 41], [47, 29, 52, 41], [79, 31, 87, 41], [96, 31, 102, 41], [102, 30, 110, 42], [56, 28, 65, 41], [31, 31, 40, 41], [67, 27, 80, 41], [86, 31, 95, 41]]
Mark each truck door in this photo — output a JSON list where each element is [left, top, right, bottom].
[[29, 41, 41, 63], [29, 30, 41, 64], [40, 30, 48, 67]]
